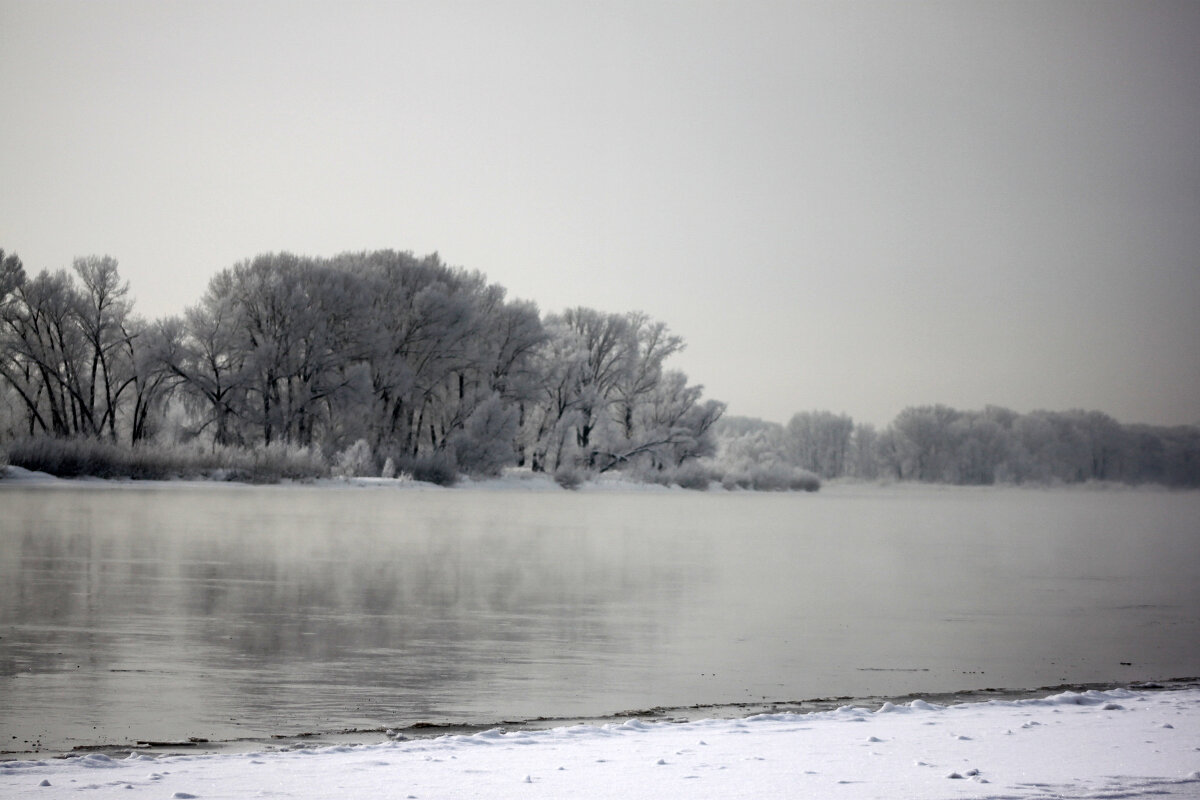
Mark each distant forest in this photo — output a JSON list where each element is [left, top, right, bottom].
[[1, 247, 1197, 488], [718, 407, 1200, 489]]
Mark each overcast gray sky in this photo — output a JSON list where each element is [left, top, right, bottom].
[[2, 0, 1197, 428]]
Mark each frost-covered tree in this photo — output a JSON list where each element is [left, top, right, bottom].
[[0, 253, 159, 443], [887, 405, 962, 481], [946, 414, 1008, 485], [848, 423, 881, 479], [153, 249, 546, 472], [556, 307, 636, 463], [596, 369, 724, 473], [123, 315, 177, 444], [786, 410, 854, 479], [71, 257, 129, 439], [522, 307, 718, 476], [340, 251, 526, 464], [8, 269, 89, 436], [0, 250, 40, 434], [524, 315, 589, 472], [705, 416, 818, 491], [161, 282, 249, 446], [0, 259, 120, 439]]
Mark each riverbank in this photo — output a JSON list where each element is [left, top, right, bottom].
[[0, 435, 821, 492], [4, 685, 1199, 799], [0, 463, 683, 492], [2, 464, 1184, 495], [9, 679, 1193, 761]]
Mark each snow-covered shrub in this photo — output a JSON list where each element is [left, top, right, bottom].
[[402, 453, 458, 486], [719, 462, 819, 492], [3, 436, 332, 483], [788, 468, 821, 492], [381, 456, 396, 479], [334, 439, 375, 478], [630, 464, 673, 487], [0, 385, 22, 443], [248, 442, 328, 483], [6, 437, 157, 479], [751, 464, 819, 491], [626, 460, 712, 490], [554, 464, 584, 490], [671, 461, 714, 490], [451, 394, 519, 477]]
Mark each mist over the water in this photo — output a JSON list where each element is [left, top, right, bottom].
[[3, 483, 1197, 754]]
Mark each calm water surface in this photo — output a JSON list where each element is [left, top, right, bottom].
[[1, 482, 1198, 754]]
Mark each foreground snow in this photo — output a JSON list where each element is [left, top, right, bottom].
[[4, 688, 1198, 799]]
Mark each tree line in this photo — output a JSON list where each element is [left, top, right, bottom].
[[718, 405, 1200, 488], [3, 246, 1196, 488], [0, 248, 724, 484]]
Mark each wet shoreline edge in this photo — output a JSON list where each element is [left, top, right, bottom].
[[7, 676, 1197, 762]]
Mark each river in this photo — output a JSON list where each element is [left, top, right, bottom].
[[1, 480, 1197, 755]]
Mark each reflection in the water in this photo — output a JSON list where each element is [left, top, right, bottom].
[[1, 484, 1198, 755]]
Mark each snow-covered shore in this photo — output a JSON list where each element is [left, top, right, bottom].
[[0, 464, 694, 493], [4, 687, 1198, 800], [4, 464, 1179, 495]]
